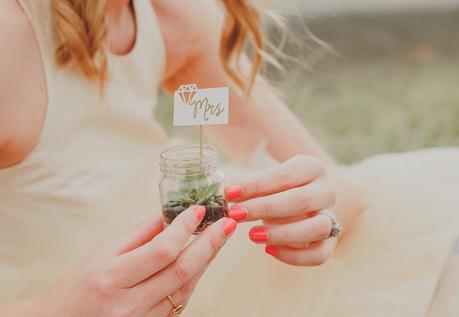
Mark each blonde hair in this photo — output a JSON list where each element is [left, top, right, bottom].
[[51, 0, 266, 95]]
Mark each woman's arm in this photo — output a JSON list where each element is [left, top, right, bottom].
[[0, 0, 46, 168]]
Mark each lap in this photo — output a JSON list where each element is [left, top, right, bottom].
[[187, 148, 459, 316]]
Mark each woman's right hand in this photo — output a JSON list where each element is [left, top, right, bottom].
[[39, 206, 236, 317]]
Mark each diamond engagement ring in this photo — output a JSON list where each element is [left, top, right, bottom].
[[321, 212, 342, 238]]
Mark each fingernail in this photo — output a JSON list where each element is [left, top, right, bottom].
[[223, 219, 237, 236], [192, 205, 206, 220], [228, 205, 248, 221], [265, 245, 277, 257], [249, 227, 268, 242], [227, 185, 243, 200]]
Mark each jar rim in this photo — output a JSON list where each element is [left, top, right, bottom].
[[159, 144, 219, 175], [159, 144, 218, 162]]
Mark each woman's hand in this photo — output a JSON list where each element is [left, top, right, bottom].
[[33, 206, 236, 317], [227, 155, 337, 267]]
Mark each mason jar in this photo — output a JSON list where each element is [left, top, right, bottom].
[[159, 144, 228, 234]]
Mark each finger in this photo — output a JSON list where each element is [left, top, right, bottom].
[[227, 155, 325, 202], [136, 217, 237, 307], [111, 216, 165, 255], [147, 265, 208, 316], [230, 181, 335, 222], [112, 205, 206, 288], [265, 238, 337, 266], [248, 213, 332, 245], [151, 254, 220, 317]]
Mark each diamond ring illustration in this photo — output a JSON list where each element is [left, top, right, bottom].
[[177, 84, 198, 105]]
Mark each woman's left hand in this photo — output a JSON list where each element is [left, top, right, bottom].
[[226, 155, 339, 266]]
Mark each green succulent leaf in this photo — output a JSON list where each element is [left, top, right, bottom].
[[172, 180, 221, 205], [168, 166, 222, 206]]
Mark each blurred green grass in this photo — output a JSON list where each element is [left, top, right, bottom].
[[156, 9, 459, 164], [281, 62, 459, 163]]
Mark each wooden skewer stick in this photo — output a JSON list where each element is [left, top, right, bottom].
[[199, 125, 204, 159]]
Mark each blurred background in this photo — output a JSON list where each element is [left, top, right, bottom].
[[157, 0, 459, 164]]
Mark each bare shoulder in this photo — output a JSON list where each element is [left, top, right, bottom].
[[151, 0, 224, 81], [0, 0, 46, 167]]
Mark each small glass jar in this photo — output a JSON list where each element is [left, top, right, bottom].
[[159, 144, 228, 234]]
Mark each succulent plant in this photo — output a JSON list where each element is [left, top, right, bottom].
[[166, 170, 222, 206]]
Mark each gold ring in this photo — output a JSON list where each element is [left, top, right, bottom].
[[167, 295, 184, 315]]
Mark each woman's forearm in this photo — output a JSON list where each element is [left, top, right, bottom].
[[214, 79, 363, 232], [246, 83, 363, 234], [210, 79, 363, 230], [241, 80, 333, 163]]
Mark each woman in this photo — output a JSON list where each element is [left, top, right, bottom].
[[0, 0, 458, 316]]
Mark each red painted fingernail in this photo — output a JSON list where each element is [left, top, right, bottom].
[[192, 205, 206, 220], [265, 245, 277, 257], [249, 227, 268, 242], [223, 219, 237, 236], [228, 205, 248, 221], [227, 185, 243, 200]]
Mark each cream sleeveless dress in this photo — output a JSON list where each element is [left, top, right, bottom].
[[1, 1, 459, 316]]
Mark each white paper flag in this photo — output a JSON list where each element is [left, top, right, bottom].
[[173, 84, 229, 126]]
